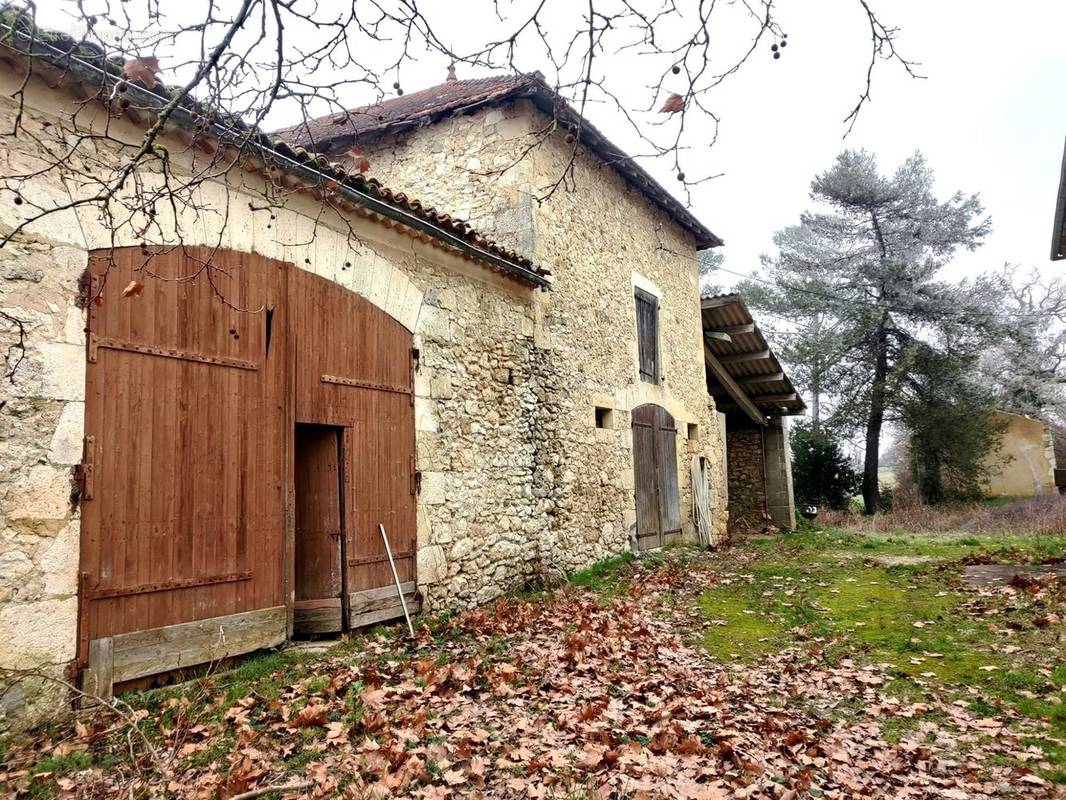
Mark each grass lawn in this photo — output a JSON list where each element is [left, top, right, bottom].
[[697, 527, 1066, 781]]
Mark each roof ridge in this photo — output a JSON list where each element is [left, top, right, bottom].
[[272, 71, 723, 249]]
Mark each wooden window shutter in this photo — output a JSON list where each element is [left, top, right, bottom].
[[635, 288, 660, 384]]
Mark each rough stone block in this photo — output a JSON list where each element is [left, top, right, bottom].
[[0, 596, 78, 667], [48, 402, 84, 465], [419, 472, 447, 505], [416, 545, 447, 585], [7, 465, 73, 522], [35, 342, 85, 401], [415, 397, 439, 433], [40, 519, 79, 597], [429, 376, 453, 400]]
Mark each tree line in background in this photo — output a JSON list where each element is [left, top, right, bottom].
[[707, 150, 1066, 514]]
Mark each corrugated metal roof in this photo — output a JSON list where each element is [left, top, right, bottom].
[[701, 293, 805, 417]]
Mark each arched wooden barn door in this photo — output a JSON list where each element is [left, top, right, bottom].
[[80, 247, 289, 685], [79, 247, 417, 694], [288, 268, 418, 634], [631, 404, 682, 551]]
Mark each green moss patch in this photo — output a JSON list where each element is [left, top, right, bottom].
[[699, 528, 1066, 778]]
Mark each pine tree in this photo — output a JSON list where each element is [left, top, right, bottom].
[[740, 150, 991, 513]]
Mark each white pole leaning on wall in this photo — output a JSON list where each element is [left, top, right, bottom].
[[379, 523, 415, 637]]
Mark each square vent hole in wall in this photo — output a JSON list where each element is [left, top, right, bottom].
[[595, 406, 614, 429], [687, 423, 699, 440]]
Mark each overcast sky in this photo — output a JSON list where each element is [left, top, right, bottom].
[[38, 1, 1066, 284], [265, 1, 1066, 287], [691, 1, 1066, 285]]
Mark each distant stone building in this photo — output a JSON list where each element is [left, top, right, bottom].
[[983, 411, 1058, 497]]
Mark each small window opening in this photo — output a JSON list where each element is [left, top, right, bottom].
[[687, 423, 699, 441], [635, 287, 660, 384], [595, 406, 614, 429]]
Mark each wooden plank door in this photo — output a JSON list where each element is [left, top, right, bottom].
[[631, 404, 682, 551], [655, 407, 682, 546], [293, 424, 345, 635], [632, 404, 662, 550], [289, 268, 418, 629], [79, 247, 287, 670]]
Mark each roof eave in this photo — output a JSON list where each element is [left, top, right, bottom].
[[1053, 135, 1066, 261], [0, 25, 547, 288], [522, 81, 724, 249], [700, 293, 806, 417]]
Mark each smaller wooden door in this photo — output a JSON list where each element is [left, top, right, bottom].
[[294, 424, 345, 635], [632, 404, 682, 551]]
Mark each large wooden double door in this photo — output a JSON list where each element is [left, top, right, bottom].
[[631, 404, 682, 551], [79, 247, 417, 687]]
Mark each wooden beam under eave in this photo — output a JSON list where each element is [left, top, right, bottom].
[[704, 343, 765, 425], [749, 392, 798, 404], [736, 372, 786, 385], [712, 323, 756, 336], [719, 348, 770, 365]]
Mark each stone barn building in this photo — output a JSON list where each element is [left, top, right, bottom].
[[277, 73, 803, 537], [0, 34, 799, 724]]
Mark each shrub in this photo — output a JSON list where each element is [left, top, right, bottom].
[[791, 422, 861, 511]]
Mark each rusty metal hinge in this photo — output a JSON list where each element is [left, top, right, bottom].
[[75, 435, 95, 500], [409, 347, 420, 406]]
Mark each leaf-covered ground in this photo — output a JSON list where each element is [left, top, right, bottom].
[[2, 528, 1064, 799]]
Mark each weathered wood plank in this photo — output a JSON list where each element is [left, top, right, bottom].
[[704, 343, 765, 425], [350, 597, 421, 630], [107, 605, 286, 684], [349, 582, 418, 629], [293, 605, 343, 635], [736, 372, 785, 385], [84, 637, 114, 701], [718, 348, 771, 365], [349, 581, 416, 608]]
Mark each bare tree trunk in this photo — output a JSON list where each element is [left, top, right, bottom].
[[861, 324, 889, 514], [811, 376, 821, 432], [811, 314, 822, 433]]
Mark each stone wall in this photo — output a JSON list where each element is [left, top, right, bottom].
[[359, 101, 539, 259], [0, 76, 90, 721], [357, 100, 728, 569], [763, 416, 796, 530], [726, 423, 768, 533], [526, 116, 727, 567]]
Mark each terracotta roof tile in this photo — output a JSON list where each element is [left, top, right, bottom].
[[275, 75, 530, 151], [273, 74, 724, 249]]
